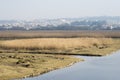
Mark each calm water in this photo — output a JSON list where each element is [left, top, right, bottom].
[[23, 50, 120, 80]]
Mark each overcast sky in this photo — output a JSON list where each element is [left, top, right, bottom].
[[0, 0, 120, 20]]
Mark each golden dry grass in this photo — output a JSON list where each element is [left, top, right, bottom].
[[0, 53, 81, 80], [0, 38, 113, 50]]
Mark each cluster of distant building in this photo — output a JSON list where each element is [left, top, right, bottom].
[[0, 16, 120, 30]]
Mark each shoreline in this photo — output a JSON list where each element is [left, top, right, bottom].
[[16, 50, 118, 80], [19, 59, 82, 80], [19, 50, 119, 80]]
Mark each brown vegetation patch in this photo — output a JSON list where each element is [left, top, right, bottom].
[[0, 38, 113, 51]]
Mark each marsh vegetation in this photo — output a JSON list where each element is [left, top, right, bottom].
[[0, 53, 81, 80], [0, 38, 114, 56], [0, 30, 120, 80]]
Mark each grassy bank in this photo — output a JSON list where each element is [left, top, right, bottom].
[[0, 53, 81, 80]]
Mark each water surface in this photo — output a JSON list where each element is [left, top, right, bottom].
[[23, 51, 120, 80]]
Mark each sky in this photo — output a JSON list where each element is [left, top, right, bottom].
[[0, 0, 120, 20]]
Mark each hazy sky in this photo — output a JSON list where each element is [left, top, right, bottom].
[[0, 0, 120, 20]]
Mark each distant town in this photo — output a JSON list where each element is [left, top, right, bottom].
[[0, 16, 120, 30]]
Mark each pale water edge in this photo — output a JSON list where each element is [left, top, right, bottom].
[[22, 50, 120, 80]]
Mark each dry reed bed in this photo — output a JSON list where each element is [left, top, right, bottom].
[[0, 38, 113, 50], [0, 30, 120, 39]]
